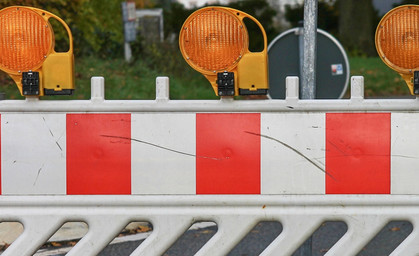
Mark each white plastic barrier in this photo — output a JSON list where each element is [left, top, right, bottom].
[[1, 76, 419, 255]]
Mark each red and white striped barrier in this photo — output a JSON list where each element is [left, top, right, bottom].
[[3, 76, 419, 256], [1, 111, 416, 195]]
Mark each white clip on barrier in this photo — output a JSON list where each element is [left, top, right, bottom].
[[351, 76, 364, 100], [156, 76, 170, 101], [286, 76, 299, 102], [91, 76, 105, 102]]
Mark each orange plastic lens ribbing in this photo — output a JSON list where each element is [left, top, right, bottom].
[[180, 8, 247, 73], [377, 6, 419, 72], [0, 7, 53, 74]]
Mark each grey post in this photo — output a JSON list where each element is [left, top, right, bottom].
[[121, 2, 137, 62], [302, 0, 318, 100], [300, 1, 318, 254]]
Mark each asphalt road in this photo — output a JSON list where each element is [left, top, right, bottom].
[[86, 221, 412, 256]]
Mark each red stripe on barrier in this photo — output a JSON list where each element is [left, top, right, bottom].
[[67, 114, 131, 194], [196, 113, 260, 194], [326, 113, 391, 194]]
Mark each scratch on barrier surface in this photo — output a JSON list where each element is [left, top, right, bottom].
[[245, 131, 336, 180], [328, 139, 410, 158], [43, 116, 63, 152], [101, 135, 222, 160], [327, 140, 349, 156], [55, 141, 63, 151], [33, 163, 45, 186], [43, 117, 55, 137]]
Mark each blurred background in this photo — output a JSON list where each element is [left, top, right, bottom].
[[0, 0, 417, 100]]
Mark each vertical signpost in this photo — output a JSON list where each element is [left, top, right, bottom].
[[122, 1, 137, 62], [302, 0, 318, 100], [301, 1, 317, 255]]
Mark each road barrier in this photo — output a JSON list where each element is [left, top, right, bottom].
[[1, 76, 419, 255]]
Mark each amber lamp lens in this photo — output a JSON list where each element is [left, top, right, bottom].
[[0, 7, 53, 74], [180, 8, 247, 73], [377, 6, 419, 71]]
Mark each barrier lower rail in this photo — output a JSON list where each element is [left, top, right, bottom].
[[2, 195, 419, 256]]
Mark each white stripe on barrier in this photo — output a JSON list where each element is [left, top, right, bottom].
[[2, 114, 66, 195], [261, 113, 325, 194], [391, 113, 419, 194], [131, 113, 196, 194]]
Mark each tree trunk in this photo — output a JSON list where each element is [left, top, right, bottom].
[[338, 0, 376, 56]]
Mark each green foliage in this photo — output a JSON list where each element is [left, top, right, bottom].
[[337, 0, 380, 57], [284, 0, 380, 57], [227, 0, 278, 50], [0, 0, 141, 58], [163, 2, 194, 40]]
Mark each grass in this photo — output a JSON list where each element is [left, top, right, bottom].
[[0, 55, 216, 101], [74, 56, 217, 100], [349, 56, 411, 98], [0, 55, 412, 100]]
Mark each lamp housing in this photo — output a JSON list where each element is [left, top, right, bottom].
[[0, 6, 74, 96], [179, 7, 268, 97], [376, 5, 419, 95]]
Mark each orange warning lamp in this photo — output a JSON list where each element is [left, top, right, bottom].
[[179, 7, 268, 96], [0, 6, 74, 96], [376, 5, 419, 95]]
